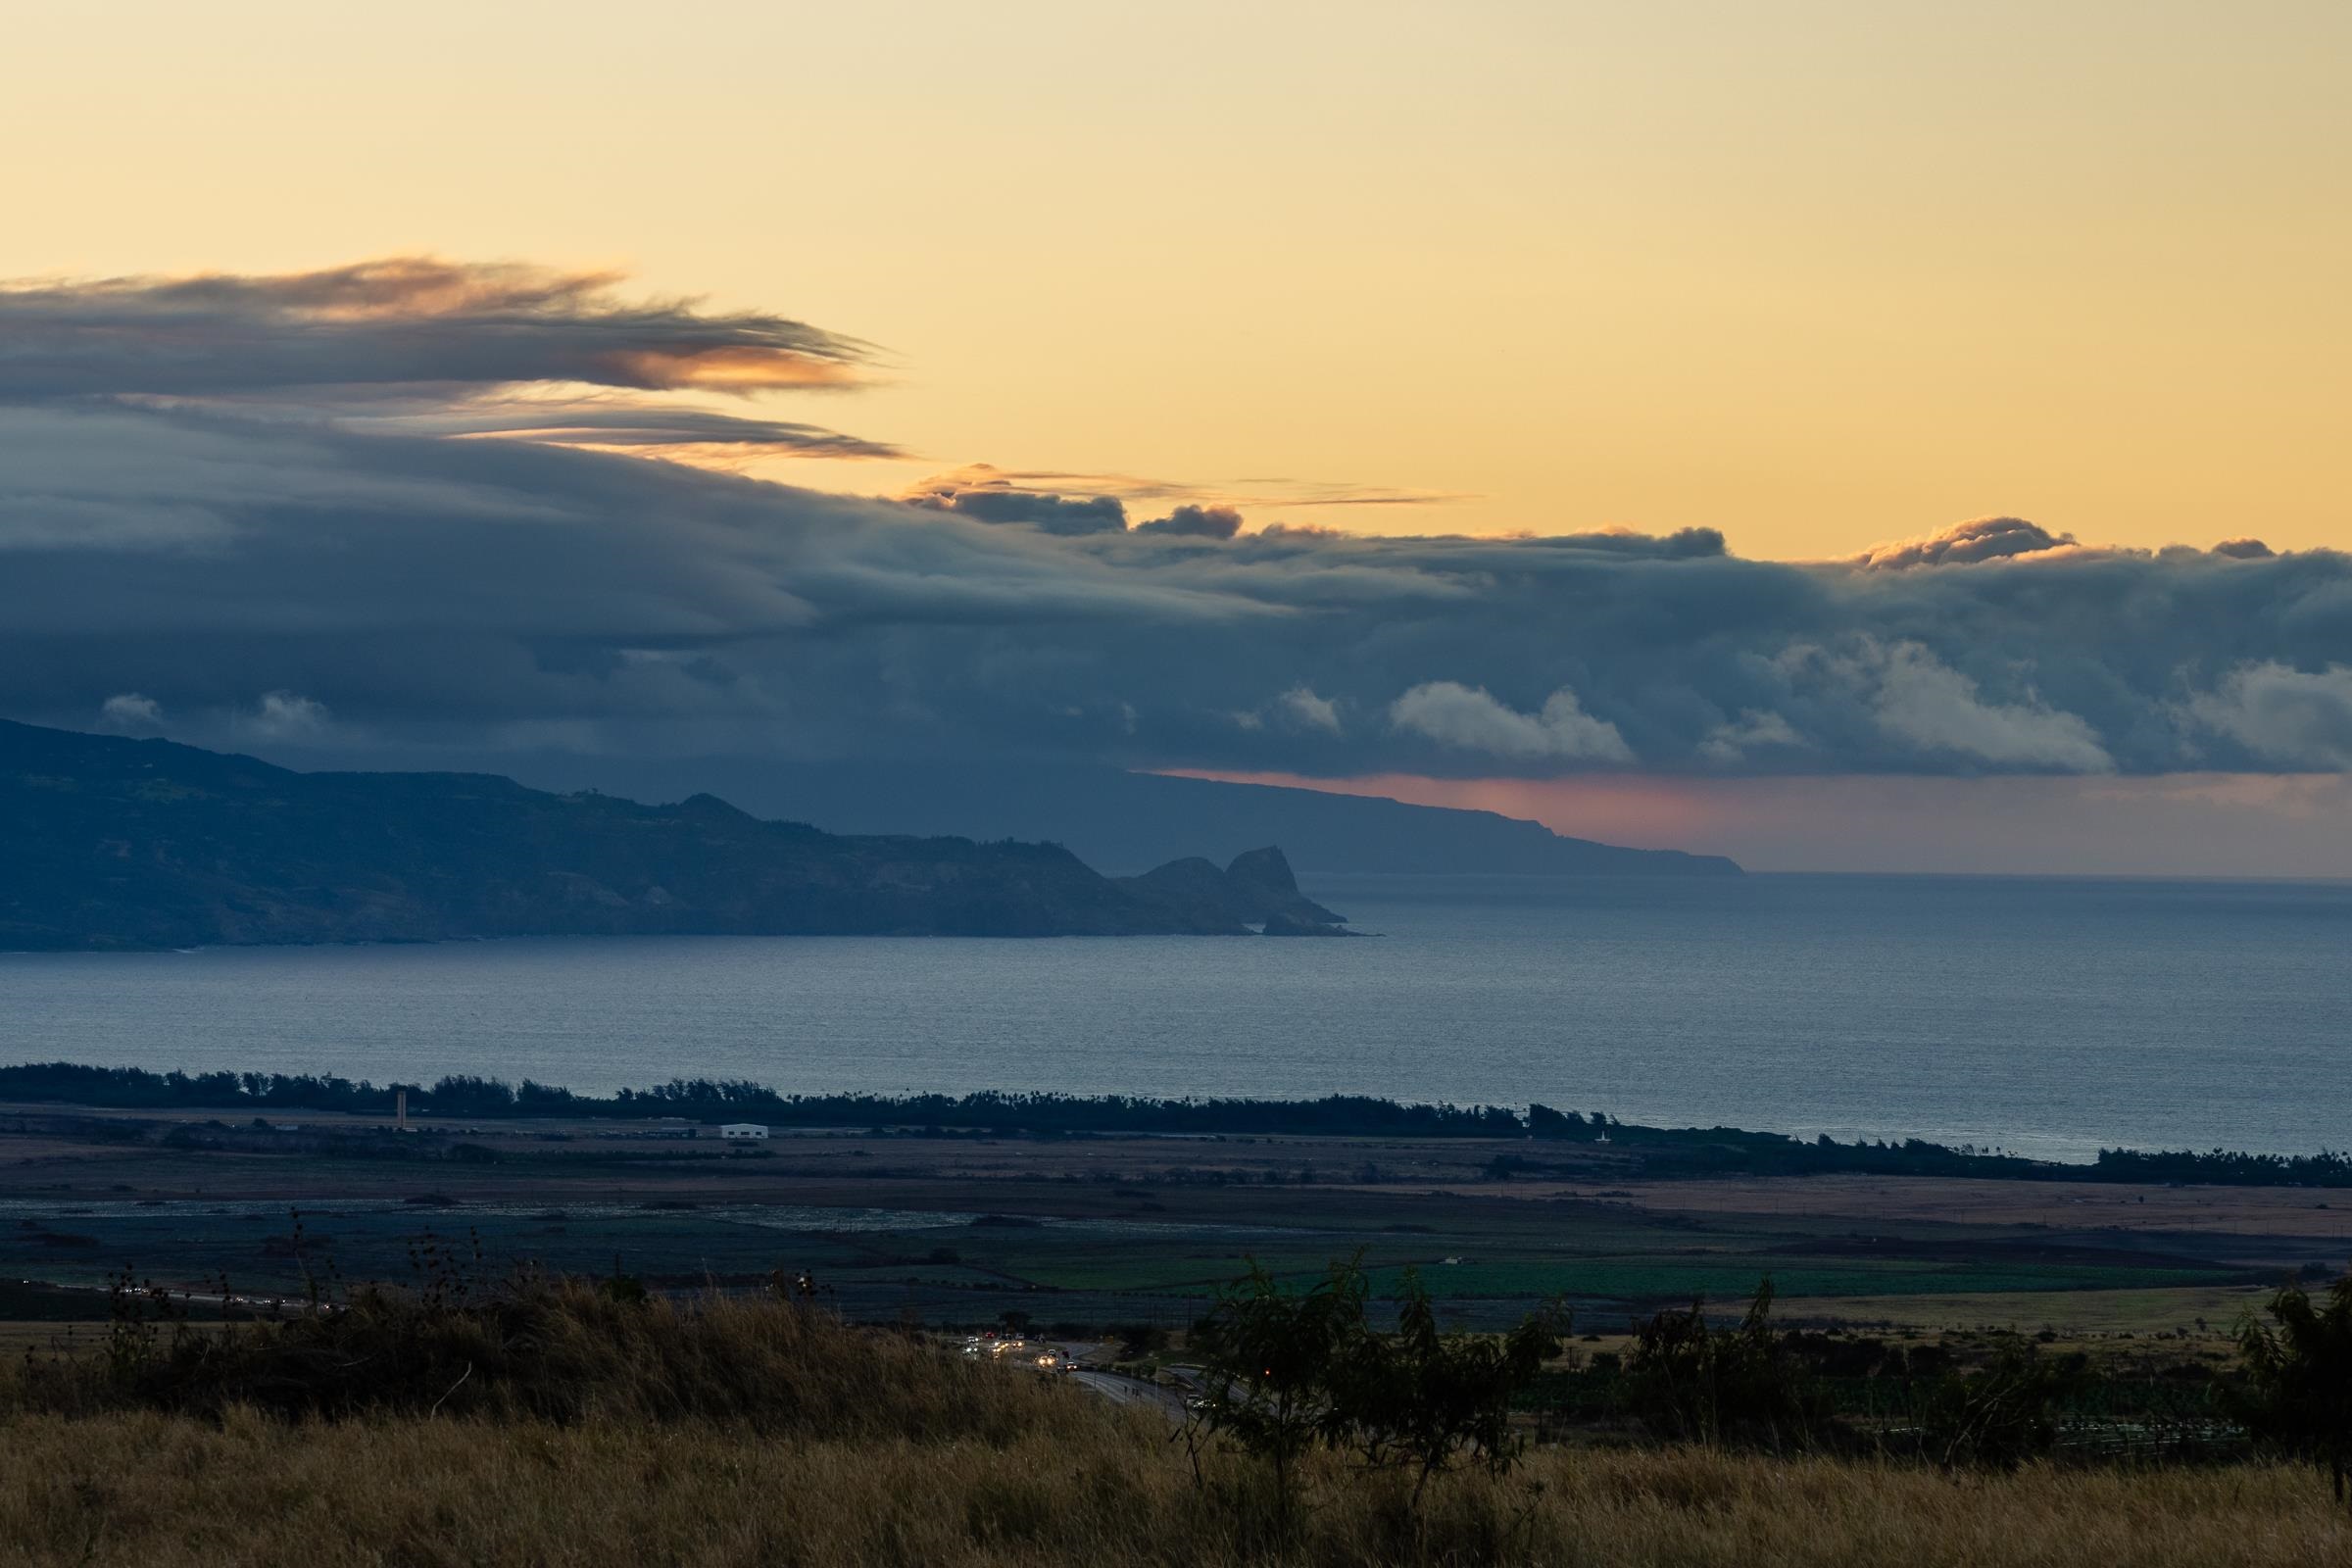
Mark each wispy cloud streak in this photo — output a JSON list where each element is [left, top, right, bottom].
[[0, 257, 890, 461]]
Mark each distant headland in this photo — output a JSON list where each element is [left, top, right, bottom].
[[0, 720, 1739, 951], [0, 720, 1356, 949]]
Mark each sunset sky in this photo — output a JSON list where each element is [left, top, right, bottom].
[[4, 2, 2347, 872]]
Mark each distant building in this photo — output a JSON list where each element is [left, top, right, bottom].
[[719, 1123, 769, 1142]]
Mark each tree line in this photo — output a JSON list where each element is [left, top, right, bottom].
[[2, 1061, 2345, 1186], [1188, 1260, 2352, 1515]]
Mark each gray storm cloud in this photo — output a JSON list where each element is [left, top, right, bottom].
[[1, 261, 2348, 781], [0, 257, 893, 459], [903, 467, 1132, 536], [1136, 504, 1246, 540]]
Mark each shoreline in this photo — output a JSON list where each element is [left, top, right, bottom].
[[5, 1063, 2346, 1188]]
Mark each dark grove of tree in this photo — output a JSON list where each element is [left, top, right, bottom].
[[7, 1062, 2347, 1187]]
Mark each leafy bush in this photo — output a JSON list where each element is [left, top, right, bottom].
[[2231, 1267, 2352, 1504], [1919, 1337, 2089, 1472], [1185, 1258, 1369, 1522], [1618, 1278, 1817, 1450], [1333, 1267, 1565, 1504], [1185, 1257, 1563, 1522]]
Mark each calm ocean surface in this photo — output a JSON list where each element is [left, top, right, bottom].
[[3, 874, 2347, 1162]]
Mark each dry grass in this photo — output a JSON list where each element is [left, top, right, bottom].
[[1792, 1285, 2268, 1340], [5, 1284, 2347, 1566], [5, 1279, 1096, 1442], [3, 1405, 2349, 1567]]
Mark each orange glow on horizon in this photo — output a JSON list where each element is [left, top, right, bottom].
[[1164, 769, 2352, 879], [7, 1, 2346, 560], [1165, 769, 1730, 853]]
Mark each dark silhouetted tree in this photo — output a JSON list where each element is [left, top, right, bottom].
[[1619, 1277, 1815, 1450], [1920, 1336, 2088, 1472], [1333, 1267, 1566, 1506], [1185, 1258, 1368, 1527], [2232, 1267, 2352, 1505]]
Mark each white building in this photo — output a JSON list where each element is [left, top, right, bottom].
[[718, 1123, 769, 1142]]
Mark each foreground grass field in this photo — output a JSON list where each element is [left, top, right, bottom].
[[8, 1103, 2349, 1564], [4, 1276, 2349, 1568], [6, 1407, 2349, 1568]]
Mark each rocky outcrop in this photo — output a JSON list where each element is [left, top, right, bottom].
[[1115, 846, 1351, 935], [1223, 846, 1345, 925], [1259, 909, 1356, 937]]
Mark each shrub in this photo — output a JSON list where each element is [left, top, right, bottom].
[[2231, 1266, 2352, 1505], [1332, 1266, 1566, 1505], [1619, 1278, 1817, 1451], [1920, 1337, 2088, 1472], [1186, 1257, 1566, 1522], [1184, 1258, 1368, 1523]]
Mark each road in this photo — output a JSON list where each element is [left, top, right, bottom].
[[1066, 1368, 1189, 1423]]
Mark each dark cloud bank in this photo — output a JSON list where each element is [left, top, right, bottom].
[[5, 260, 2350, 780]]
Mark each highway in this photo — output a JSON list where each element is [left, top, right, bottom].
[[1066, 1368, 1189, 1423]]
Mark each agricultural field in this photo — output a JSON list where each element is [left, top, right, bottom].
[[5, 1102, 2336, 1342]]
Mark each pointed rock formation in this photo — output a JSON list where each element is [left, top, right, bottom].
[[1113, 844, 1352, 934]]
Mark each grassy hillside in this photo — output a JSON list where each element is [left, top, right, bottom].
[[6, 1404, 2347, 1566], [5, 1278, 2348, 1567]]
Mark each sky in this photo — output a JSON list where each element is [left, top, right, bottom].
[[3, 2, 2347, 873]]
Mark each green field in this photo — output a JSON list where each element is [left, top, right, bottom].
[[0, 1112, 2320, 1339]]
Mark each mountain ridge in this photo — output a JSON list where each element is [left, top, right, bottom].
[[270, 751, 1744, 878], [0, 722, 1353, 950]]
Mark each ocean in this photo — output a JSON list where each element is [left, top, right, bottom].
[[4, 873, 2346, 1162]]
